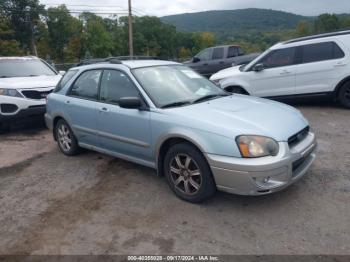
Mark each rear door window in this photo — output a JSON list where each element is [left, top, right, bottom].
[[227, 46, 238, 58], [212, 47, 224, 60], [69, 70, 102, 100], [301, 42, 345, 63]]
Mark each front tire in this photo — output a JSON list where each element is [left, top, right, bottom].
[[55, 119, 80, 156], [164, 143, 216, 203], [338, 82, 350, 108], [226, 86, 247, 95], [0, 123, 10, 134]]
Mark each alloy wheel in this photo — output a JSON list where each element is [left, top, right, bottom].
[[57, 124, 72, 152], [169, 154, 202, 195]]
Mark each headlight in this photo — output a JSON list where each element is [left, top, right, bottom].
[[236, 135, 279, 158], [0, 88, 23, 97]]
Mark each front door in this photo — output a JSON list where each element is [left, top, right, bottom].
[[248, 47, 297, 97], [96, 69, 152, 164]]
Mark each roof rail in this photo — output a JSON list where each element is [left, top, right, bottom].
[[283, 30, 350, 45], [77, 57, 122, 66], [114, 56, 159, 60]]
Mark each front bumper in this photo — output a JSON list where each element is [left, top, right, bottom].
[[0, 95, 48, 123], [206, 132, 317, 195], [0, 106, 46, 122]]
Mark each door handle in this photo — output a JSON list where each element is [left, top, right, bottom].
[[280, 70, 292, 75], [100, 107, 109, 112], [334, 62, 346, 67], [203, 63, 208, 66], [219, 61, 225, 64], [66, 100, 71, 104]]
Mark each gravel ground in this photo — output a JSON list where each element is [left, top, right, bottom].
[[0, 100, 349, 256]]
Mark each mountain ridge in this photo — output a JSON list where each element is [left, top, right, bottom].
[[161, 8, 316, 32]]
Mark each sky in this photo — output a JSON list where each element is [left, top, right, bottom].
[[40, 0, 350, 17]]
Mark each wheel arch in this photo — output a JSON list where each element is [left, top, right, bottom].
[[334, 76, 350, 98], [224, 85, 250, 95], [156, 135, 206, 177], [52, 115, 69, 141]]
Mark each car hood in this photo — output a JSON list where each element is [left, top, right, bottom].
[[165, 95, 308, 142], [210, 65, 242, 81], [0, 75, 62, 89]]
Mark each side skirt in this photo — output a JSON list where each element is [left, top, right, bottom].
[[79, 142, 157, 169]]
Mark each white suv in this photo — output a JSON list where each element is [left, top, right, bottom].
[[0, 57, 62, 130], [210, 30, 350, 108]]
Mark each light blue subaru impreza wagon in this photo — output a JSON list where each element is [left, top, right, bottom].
[[45, 59, 317, 202]]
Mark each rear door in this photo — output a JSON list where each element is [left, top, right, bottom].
[[247, 47, 297, 97], [295, 41, 347, 94], [207, 47, 226, 74], [66, 69, 101, 146], [96, 69, 152, 164]]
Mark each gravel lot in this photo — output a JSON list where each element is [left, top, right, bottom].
[[0, 100, 349, 256]]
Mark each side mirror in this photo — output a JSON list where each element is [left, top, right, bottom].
[[59, 70, 66, 76], [193, 57, 200, 63], [118, 97, 142, 109], [253, 63, 264, 72]]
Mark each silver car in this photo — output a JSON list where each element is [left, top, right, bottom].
[[45, 59, 317, 203]]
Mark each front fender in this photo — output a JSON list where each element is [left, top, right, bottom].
[[154, 127, 242, 162]]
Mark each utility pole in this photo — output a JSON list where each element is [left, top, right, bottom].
[[128, 0, 134, 57], [25, 6, 38, 57]]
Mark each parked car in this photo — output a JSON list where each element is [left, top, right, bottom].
[[0, 56, 63, 131], [45, 59, 317, 203], [210, 30, 350, 108], [184, 45, 260, 78]]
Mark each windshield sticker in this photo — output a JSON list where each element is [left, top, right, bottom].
[[195, 88, 210, 96], [181, 70, 202, 79]]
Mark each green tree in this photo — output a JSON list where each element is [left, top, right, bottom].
[[80, 13, 114, 58], [297, 20, 311, 37], [191, 32, 215, 55], [315, 14, 340, 33], [46, 5, 82, 62], [2, 0, 45, 54], [0, 12, 23, 55]]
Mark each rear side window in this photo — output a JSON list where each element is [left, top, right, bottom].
[[260, 47, 296, 69], [69, 70, 102, 100], [54, 70, 78, 93], [301, 42, 345, 63], [212, 48, 224, 60], [227, 46, 238, 58]]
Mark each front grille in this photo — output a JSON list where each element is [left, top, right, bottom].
[[21, 90, 52, 100], [288, 126, 310, 148], [1, 103, 18, 113]]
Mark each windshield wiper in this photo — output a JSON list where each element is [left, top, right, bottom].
[[193, 94, 229, 104], [0, 76, 11, 78], [161, 101, 192, 109]]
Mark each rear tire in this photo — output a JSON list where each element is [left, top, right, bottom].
[[164, 143, 216, 203], [55, 119, 80, 156], [338, 82, 350, 108]]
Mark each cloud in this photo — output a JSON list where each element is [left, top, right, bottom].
[[40, 0, 350, 17]]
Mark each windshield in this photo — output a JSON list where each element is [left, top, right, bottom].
[[0, 58, 57, 78], [133, 65, 227, 108]]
